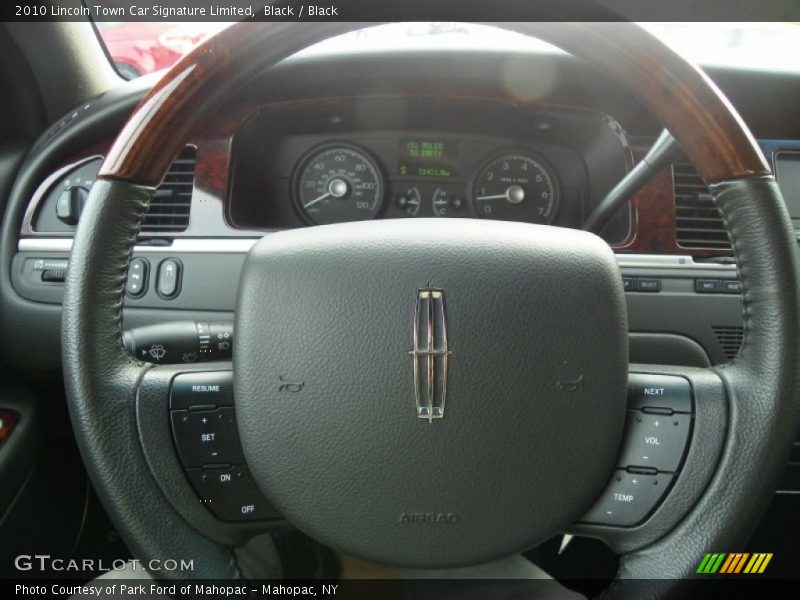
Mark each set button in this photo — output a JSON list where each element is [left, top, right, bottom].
[[170, 407, 244, 467]]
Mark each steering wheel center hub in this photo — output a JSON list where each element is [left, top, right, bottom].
[[234, 218, 627, 566]]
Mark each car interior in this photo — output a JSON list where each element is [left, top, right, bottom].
[[1, 12, 800, 600]]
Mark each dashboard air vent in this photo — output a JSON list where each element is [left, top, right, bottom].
[[712, 325, 744, 360], [140, 147, 196, 232], [672, 159, 732, 252]]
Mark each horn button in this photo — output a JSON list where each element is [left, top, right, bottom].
[[234, 219, 628, 567]]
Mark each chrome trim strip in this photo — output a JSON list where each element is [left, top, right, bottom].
[[18, 238, 736, 270], [615, 254, 736, 271], [18, 237, 262, 254]]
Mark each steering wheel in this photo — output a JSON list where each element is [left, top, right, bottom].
[[62, 18, 800, 597]]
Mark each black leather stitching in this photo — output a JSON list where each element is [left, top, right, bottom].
[[708, 177, 767, 367], [115, 187, 153, 366]]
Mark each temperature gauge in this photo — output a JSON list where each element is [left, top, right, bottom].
[[432, 187, 464, 217]]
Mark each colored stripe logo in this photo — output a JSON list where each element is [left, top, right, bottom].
[[696, 553, 773, 574]]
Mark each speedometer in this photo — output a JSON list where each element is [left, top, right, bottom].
[[471, 153, 559, 224], [294, 145, 384, 225]]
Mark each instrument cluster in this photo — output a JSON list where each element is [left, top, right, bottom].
[[292, 140, 560, 226], [228, 98, 633, 244]]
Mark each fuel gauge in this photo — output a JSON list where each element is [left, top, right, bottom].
[[395, 187, 422, 217]]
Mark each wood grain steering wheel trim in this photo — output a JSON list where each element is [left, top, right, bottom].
[[97, 21, 770, 188]]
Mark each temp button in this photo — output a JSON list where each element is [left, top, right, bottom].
[[580, 470, 673, 526]]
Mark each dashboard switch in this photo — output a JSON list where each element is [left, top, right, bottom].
[[186, 465, 278, 521], [695, 279, 722, 293], [628, 374, 693, 413], [171, 406, 244, 467], [617, 410, 691, 472], [126, 258, 149, 297], [56, 185, 88, 224], [723, 280, 742, 294], [634, 278, 661, 292], [157, 258, 181, 298], [580, 469, 673, 526], [41, 270, 67, 283]]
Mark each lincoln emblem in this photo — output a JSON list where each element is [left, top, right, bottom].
[[408, 288, 453, 422]]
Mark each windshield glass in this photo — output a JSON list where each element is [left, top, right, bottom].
[[95, 21, 800, 80]]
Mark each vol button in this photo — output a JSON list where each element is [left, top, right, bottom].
[[617, 410, 691, 472]]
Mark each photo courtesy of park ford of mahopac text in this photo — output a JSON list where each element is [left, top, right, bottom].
[[2, 0, 800, 599]]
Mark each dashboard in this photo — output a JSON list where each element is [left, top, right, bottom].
[[6, 47, 800, 376]]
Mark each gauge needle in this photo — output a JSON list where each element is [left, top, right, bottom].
[[476, 185, 526, 204], [303, 192, 331, 209], [304, 178, 349, 209]]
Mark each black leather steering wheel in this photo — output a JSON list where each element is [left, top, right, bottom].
[[62, 18, 800, 597]]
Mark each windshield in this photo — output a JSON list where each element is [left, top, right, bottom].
[[95, 21, 800, 80]]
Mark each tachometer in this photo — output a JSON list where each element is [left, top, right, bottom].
[[294, 145, 384, 225], [471, 153, 559, 224]]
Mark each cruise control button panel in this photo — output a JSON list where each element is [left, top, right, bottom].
[[579, 373, 694, 527], [168, 371, 278, 521]]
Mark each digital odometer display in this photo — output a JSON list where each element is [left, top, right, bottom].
[[398, 139, 458, 178]]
